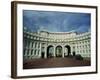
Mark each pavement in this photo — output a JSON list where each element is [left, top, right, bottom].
[[23, 57, 90, 69]]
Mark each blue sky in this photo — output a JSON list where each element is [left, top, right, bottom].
[[23, 10, 91, 33]]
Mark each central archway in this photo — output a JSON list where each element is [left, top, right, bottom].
[[64, 45, 71, 57], [56, 46, 62, 57], [47, 45, 54, 58]]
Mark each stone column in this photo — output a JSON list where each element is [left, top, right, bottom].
[[71, 45, 73, 55], [29, 41, 32, 59], [44, 44, 47, 58], [29, 42, 32, 56], [24, 49, 27, 56], [39, 43, 41, 58], [62, 46, 64, 58], [32, 42, 35, 56], [54, 45, 56, 57], [36, 42, 39, 56], [76, 43, 78, 55], [33, 42, 35, 49], [29, 41, 32, 48], [26, 40, 28, 48]]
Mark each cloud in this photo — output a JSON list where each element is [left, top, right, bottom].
[[23, 10, 91, 33]]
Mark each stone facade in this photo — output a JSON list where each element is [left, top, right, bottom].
[[23, 29, 91, 60]]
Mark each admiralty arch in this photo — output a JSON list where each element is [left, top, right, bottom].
[[23, 29, 91, 60]]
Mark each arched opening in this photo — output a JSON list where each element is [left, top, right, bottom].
[[56, 46, 62, 57], [47, 45, 54, 58], [64, 45, 71, 57]]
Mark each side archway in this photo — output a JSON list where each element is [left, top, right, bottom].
[[64, 45, 71, 56]]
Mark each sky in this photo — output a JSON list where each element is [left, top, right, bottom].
[[23, 10, 91, 33]]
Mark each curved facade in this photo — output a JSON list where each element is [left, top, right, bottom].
[[23, 30, 91, 60]]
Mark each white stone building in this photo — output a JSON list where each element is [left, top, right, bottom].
[[23, 29, 91, 60]]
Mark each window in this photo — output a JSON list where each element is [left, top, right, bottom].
[[31, 50, 33, 55], [34, 50, 37, 55], [83, 50, 85, 53], [31, 42, 34, 48], [38, 50, 40, 55], [35, 43, 37, 48], [23, 49, 26, 55], [38, 43, 40, 48], [27, 41, 29, 48], [85, 45, 87, 48], [27, 49, 30, 55]]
